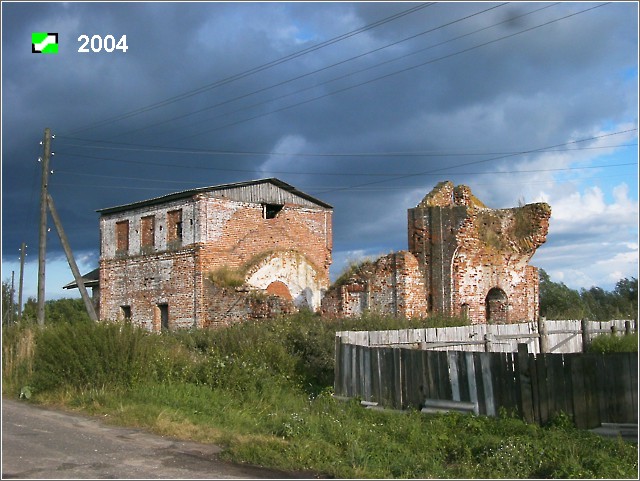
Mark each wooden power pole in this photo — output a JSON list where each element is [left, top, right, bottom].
[[18, 242, 26, 320], [46, 194, 98, 321], [37, 128, 52, 325]]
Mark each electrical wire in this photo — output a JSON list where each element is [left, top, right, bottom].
[[103, 2, 513, 141], [53, 141, 637, 159], [61, 2, 435, 137], [313, 128, 637, 194], [173, 2, 610, 143]]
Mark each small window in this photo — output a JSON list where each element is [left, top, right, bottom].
[[116, 220, 129, 254], [263, 203, 283, 219], [121, 305, 132, 321], [158, 303, 169, 330], [141, 215, 155, 249], [167, 210, 183, 243]]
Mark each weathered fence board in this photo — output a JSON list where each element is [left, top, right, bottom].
[[335, 338, 638, 428], [337, 319, 636, 354]]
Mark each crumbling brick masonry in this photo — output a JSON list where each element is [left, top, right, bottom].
[[98, 178, 332, 330], [322, 181, 551, 324]]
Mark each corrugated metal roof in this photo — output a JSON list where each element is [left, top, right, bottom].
[[63, 267, 100, 289], [96, 178, 332, 214]]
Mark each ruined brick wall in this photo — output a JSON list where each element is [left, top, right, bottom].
[[194, 195, 331, 279], [194, 195, 332, 312], [321, 251, 427, 319], [199, 280, 295, 328], [99, 249, 197, 330], [408, 181, 551, 324]]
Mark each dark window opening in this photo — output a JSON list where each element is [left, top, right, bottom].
[[158, 303, 169, 330], [121, 305, 132, 321], [263, 203, 284, 219]]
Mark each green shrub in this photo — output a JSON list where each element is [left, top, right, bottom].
[[587, 333, 638, 353], [30, 321, 157, 391]]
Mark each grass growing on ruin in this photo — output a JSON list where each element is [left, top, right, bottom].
[[3, 313, 637, 479]]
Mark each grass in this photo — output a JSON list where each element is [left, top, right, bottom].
[[3, 313, 638, 479]]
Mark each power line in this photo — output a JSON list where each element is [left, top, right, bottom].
[[52, 161, 638, 185], [49, 172, 635, 194], [106, 2, 513, 141], [173, 2, 611, 143], [57, 3, 606, 155], [312, 128, 637, 194], [61, 2, 435, 137], [54, 141, 637, 159]]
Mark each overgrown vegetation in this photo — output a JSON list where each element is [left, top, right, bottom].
[[587, 332, 638, 354], [3, 309, 637, 479]]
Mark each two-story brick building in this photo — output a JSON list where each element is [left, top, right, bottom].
[[96, 178, 332, 330]]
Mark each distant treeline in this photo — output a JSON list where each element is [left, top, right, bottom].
[[539, 269, 638, 321]]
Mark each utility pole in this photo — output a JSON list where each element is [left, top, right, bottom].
[[46, 194, 98, 321], [18, 242, 26, 320], [10, 271, 15, 326], [37, 128, 52, 325]]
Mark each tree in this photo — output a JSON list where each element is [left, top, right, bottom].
[[538, 269, 586, 319], [539, 270, 638, 321], [2, 279, 17, 325], [16, 296, 91, 325]]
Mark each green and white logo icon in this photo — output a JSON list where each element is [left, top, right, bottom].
[[32, 32, 58, 54]]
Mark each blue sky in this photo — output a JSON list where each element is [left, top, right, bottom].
[[2, 1, 638, 305]]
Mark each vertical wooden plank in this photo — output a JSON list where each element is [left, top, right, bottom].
[[363, 346, 372, 402], [500, 351, 518, 415], [424, 350, 438, 400], [342, 343, 352, 397], [466, 352, 479, 410], [456, 350, 471, 403], [490, 352, 505, 414], [570, 353, 588, 428], [516, 343, 534, 423], [473, 352, 486, 415], [406, 348, 424, 409], [562, 353, 576, 425], [393, 348, 403, 410], [480, 352, 496, 417], [581, 353, 601, 429], [437, 350, 452, 400], [535, 353, 550, 426], [612, 353, 635, 423], [380, 347, 394, 408], [630, 352, 638, 423], [529, 352, 541, 424], [334, 335, 342, 396], [448, 351, 461, 401], [351, 344, 358, 398], [371, 348, 381, 404]]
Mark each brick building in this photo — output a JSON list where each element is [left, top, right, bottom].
[[322, 181, 551, 324], [96, 178, 332, 330]]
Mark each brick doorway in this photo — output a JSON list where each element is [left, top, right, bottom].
[[485, 288, 508, 324]]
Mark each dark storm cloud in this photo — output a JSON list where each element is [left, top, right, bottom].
[[2, 1, 638, 293]]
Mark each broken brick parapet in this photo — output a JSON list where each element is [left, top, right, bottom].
[[332, 181, 550, 325], [321, 251, 427, 319]]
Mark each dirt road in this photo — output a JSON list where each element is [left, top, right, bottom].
[[2, 399, 308, 479]]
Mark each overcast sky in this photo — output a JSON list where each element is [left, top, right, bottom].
[[2, 1, 638, 305]]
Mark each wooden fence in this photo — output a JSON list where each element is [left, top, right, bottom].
[[334, 343, 638, 428], [336, 319, 636, 354]]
